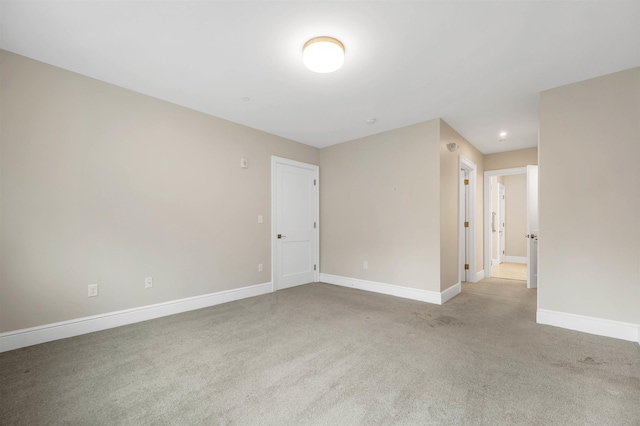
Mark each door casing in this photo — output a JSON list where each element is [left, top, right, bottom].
[[526, 165, 539, 289], [483, 167, 529, 278]]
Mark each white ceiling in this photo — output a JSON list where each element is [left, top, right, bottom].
[[1, 1, 639, 153]]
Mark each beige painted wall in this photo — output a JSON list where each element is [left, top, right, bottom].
[[503, 174, 527, 258], [0, 50, 319, 332], [484, 147, 537, 171], [319, 120, 441, 291], [539, 67, 640, 324], [440, 120, 484, 288], [0, 49, 517, 334]]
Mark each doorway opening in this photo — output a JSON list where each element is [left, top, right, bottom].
[[458, 156, 477, 283], [483, 166, 538, 289]]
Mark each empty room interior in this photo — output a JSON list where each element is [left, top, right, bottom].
[[1, 1, 639, 425]]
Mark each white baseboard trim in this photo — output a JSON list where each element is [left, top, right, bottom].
[[320, 273, 460, 305], [537, 309, 640, 343], [504, 256, 527, 264], [0, 281, 273, 353], [440, 282, 462, 304], [476, 270, 485, 281], [491, 259, 500, 266]]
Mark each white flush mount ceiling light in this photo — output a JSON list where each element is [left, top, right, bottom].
[[303, 37, 345, 73], [499, 131, 507, 141]]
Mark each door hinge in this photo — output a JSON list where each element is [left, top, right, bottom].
[[314, 264, 317, 271], [314, 222, 317, 228], [464, 264, 469, 270], [464, 179, 469, 185], [314, 179, 316, 186], [464, 221, 469, 228]]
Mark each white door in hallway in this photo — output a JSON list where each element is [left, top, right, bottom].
[[526, 165, 539, 289], [458, 156, 477, 283], [272, 157, 319, 290], [462, 169, 471, 282], [498, 183, 506, 264]]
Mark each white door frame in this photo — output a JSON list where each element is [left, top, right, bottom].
[[483, 167, 526, 278], [271, 156, 320, 291], [458, 155, 477, 283], [526, 165, 539, 289], [498, 183, 505, 264]]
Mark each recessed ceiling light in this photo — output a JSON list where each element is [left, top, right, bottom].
[[499, 131, 507, 138], [365, 118, 377, 124], [303, 36, 345, 73]]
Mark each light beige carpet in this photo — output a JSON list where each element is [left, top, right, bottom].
[[1, 279, 639, 425]]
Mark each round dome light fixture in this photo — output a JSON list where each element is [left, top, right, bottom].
[[303, 36, 344, 73]]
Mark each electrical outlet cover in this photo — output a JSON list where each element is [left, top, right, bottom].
[[88, 284, 99, 297]]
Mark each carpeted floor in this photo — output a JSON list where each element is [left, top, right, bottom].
[[1, 278, 639, 425]]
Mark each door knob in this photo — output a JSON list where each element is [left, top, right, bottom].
[[277, 234, 286, 239]]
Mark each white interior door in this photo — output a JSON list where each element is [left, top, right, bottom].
[[272, 157, 318, 290], [458, 156, 477, 283], [498, 183, 506, 264], [459, 168, 471, 282], [463, 170, 470, 282], [526, 165, 539, 289]]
